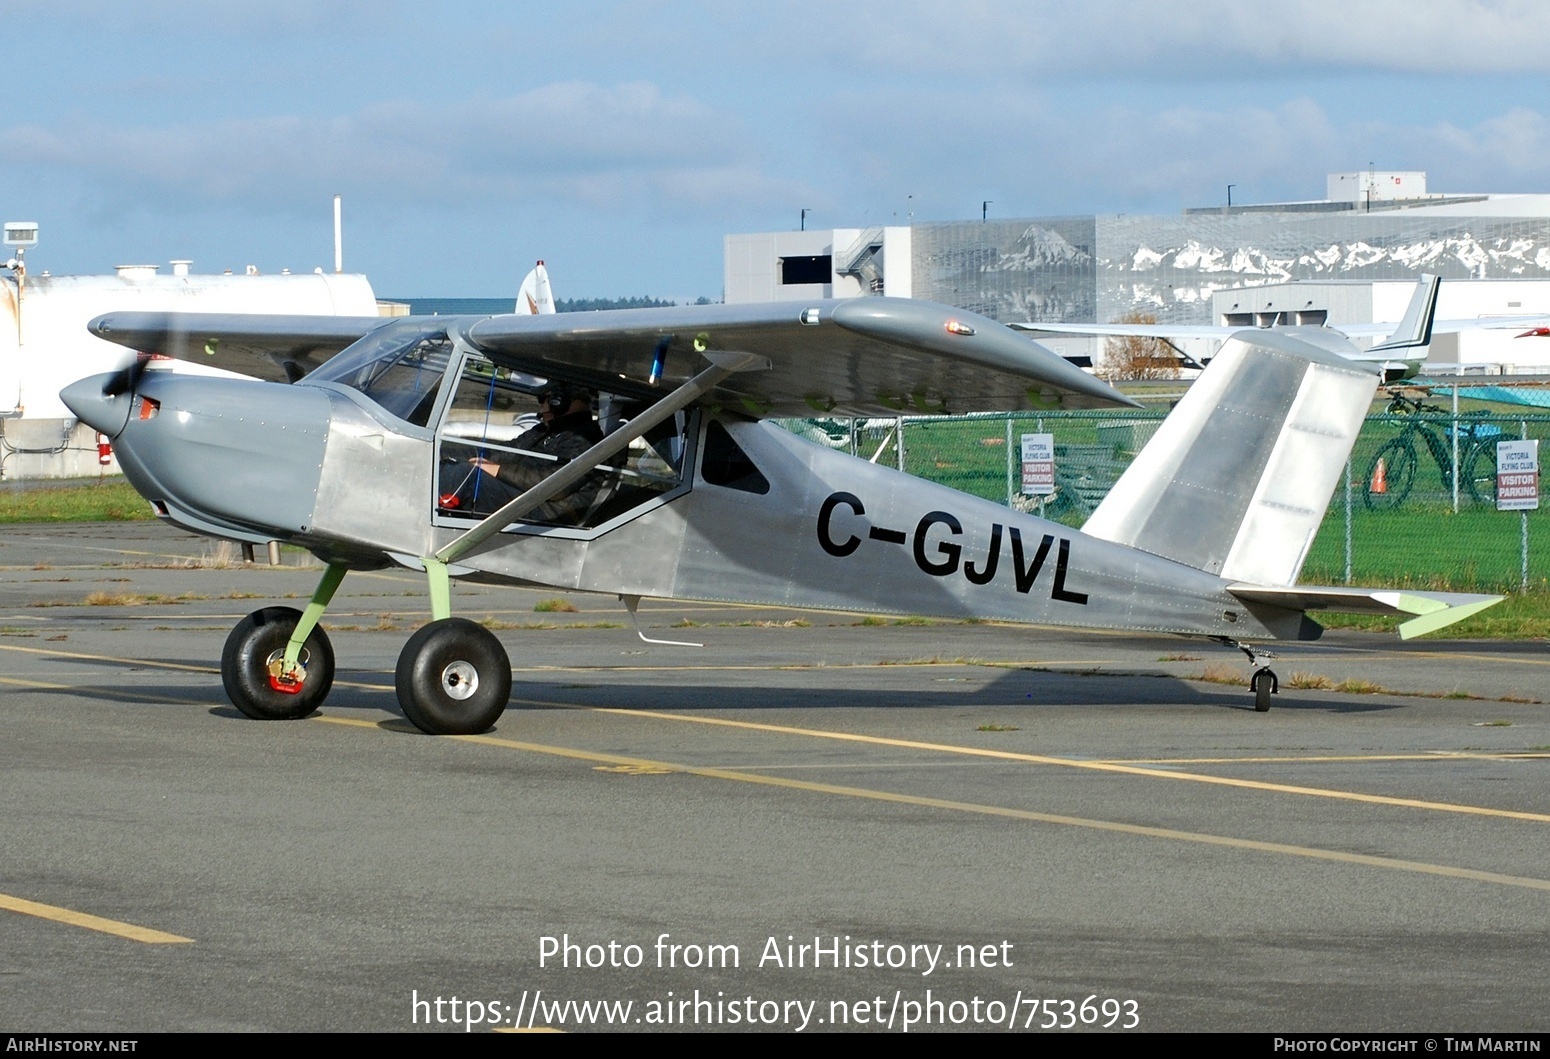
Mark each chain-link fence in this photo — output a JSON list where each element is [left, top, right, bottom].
[[778, 408, 1550, 593]]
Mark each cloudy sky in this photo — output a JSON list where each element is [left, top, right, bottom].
[[9, 1, 1550, 299]]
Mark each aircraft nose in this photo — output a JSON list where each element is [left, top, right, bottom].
[[60, 373, 133, 438]]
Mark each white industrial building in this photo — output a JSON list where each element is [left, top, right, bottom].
[[1, 245, 381, 479], [725, 171, 1550, 373]]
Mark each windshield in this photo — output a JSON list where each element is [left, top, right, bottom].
[[307, 320, 454, 426]]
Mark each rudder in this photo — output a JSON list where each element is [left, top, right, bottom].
[[1082, 331, 1378, 587]]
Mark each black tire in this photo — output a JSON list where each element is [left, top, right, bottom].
[[1363, 438, 1417, 511], [221, 607, 335, 720], [1464, 442, 1498, 505], [1251, 668, 1276, 712], [395, 618, 512, 735]]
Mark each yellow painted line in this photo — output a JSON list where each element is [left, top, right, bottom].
[[0, 641, 220, 674], [311, 715, 1550, 893], [0, 676, 206, 704], [9, 643, 1541, 822], [0, 892, 191, 943], [0, 642, 1069, 678], [1106, 752, 1550, 765], [588, 707, 1550, 825], [500, 659, 1095, 674], [0, 669, 391, 698], [1402, 649, 1550, 668]]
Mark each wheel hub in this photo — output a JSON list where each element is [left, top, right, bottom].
[[440, 660, 480, 700], [264, 647, 310, 694]]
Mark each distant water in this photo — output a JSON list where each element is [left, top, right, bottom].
[[381, 297, 512, 316]]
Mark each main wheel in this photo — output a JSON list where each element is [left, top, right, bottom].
[[1464, 442, 1498, 505], [221, 607, 335, 720], [1363, 438, 1417, 511], [395, 618, 512, 735]]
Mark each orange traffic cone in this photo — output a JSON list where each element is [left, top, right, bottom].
[[1370, 457, 1387, 494]]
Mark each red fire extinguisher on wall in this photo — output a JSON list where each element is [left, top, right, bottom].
[[96, 432, 112, 466]]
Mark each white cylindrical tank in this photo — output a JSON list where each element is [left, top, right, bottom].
[[0, 264, 379, 479], [1, 265, 378, 419]]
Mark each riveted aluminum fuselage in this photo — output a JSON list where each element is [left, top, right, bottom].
[[81, 367, 1293, 640]]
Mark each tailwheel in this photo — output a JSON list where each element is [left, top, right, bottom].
[[221, 607, 335, 719], [395, 618, 512, 735], [1250, 667, 1278, 712]]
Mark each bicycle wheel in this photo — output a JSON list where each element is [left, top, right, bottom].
[[1464, 442, 1498, 505], [1363, 438, 1417, 511]]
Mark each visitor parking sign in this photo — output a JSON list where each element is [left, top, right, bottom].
[[1496, 439, 1540, 511]]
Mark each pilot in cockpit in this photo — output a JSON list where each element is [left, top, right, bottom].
[[438, 383, 604, 523]]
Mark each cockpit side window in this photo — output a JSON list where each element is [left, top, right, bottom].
[[307, 322, 454, 427], [699, 420, 770, 494], [433, 353, 695, 532]]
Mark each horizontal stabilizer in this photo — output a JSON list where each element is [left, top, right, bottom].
[[1227, 585, 1504, 639]]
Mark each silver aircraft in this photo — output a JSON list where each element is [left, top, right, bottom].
[[62, 296, 1501, 733]]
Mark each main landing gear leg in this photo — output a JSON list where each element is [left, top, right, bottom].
[[221, 561, 346, 720], [394, 558, 512, 736], [1213, 637, 1278, 712]]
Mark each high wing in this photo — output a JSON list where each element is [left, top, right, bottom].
[[93, 298, 1138, 414], [464, 297, 1135, 414], [89, 312, 390, 383]]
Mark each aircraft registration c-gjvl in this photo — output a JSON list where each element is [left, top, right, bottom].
[[63, 291, 1502, 733]]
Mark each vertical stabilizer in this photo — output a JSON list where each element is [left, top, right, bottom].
[[1370, 273, 1439, 353], [515, 261, 555, 315], [1082, 332, 1379, 586]]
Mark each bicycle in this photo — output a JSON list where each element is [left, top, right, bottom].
[[1362, 393, 1502, 510]]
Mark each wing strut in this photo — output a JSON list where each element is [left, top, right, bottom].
[[433, 351, 768, 567]]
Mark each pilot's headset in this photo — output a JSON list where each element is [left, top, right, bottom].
[[540, 383, 591, 413]]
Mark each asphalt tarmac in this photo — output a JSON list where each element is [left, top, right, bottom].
[[2, 522, 1549, 1033]]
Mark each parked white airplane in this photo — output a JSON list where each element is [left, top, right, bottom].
[[1011, 275, 1550, 382]]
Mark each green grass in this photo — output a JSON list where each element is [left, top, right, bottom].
[[1303, 503, 1549, 594], [0, 480, 153, 523], [533, 598, 579, 613]]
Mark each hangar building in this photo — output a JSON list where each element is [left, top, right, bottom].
[[725, 171, 1550, 372]]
